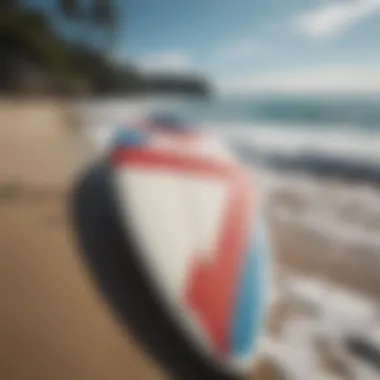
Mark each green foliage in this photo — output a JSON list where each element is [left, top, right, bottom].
[[91, 0, 116, 28], [0, 9, 75, 90], [0, 2, 211, 96], [59, 0, 82, 19], [147, 75, 212, 96]]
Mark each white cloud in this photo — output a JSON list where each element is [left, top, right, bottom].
[[217, 65, 380, 94], [136, 51, 192, 74], [294, 0, 380, 39]]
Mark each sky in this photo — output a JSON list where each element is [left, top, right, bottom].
[[23, 0, 380, 94], [113, 0, 380, 94]]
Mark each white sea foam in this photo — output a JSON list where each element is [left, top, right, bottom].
[[262, 275, 380, 380], [257, 170, 380, 252], [212, 122, 380, 165]]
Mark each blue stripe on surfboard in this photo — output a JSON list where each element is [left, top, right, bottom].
[[230, 220, 268, 357], [113, 128, 147, 148]]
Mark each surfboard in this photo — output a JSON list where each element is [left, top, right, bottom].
[[109, 126, 270, 373]]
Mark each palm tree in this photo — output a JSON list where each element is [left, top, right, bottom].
[[91, 0, 115, 27], [91, 0, 118, 57], [59, 0, 118, 53], [59, 0, 82, 19], [58, 0, 120, 90]]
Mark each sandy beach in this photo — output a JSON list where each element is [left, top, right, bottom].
[[0, 101, 167, 380], [1, 100, 380, 380]]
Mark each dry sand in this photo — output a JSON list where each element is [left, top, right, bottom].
[[0, 101, 166, 380], [1, 100, 379, 380]]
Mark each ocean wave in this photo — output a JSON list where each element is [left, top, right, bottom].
[[214, 123, 380, 184]]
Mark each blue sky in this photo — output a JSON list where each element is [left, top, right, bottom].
[[114, 0, 380, 94], [24, 0, 380, 94]]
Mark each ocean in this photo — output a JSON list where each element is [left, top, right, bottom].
[[167, 94, 380, 128]]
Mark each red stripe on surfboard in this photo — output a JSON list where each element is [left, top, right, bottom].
[[185, 176, 254, 356], [112, 144, 254, 355], [112, 147, 237, 180]]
